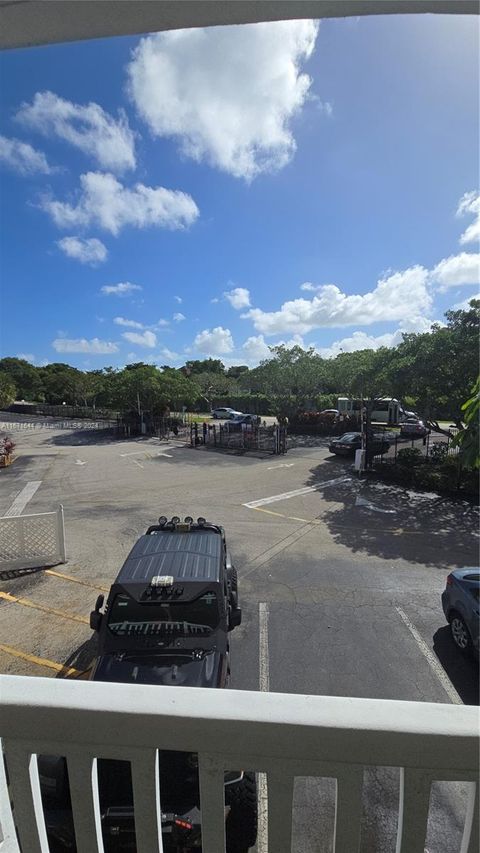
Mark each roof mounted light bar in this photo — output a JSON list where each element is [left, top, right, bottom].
[[146, 516, 223, 535]]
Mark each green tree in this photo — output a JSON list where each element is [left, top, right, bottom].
[[248, 345, 326, 418], [0, 357, 42, 401], [226, 365, 250, 380], [73, 371, 106, 411], [386, 300, 480, 424], [183, 358, 225, 375], [0, 371, 16, 408], [193, 371, 238, 408], [453, 377, 480, 469], [39, 363, 83, 405]]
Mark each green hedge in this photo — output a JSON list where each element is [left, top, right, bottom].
[[373, 456, 478, 502]]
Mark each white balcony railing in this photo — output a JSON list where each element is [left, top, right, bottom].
[[0, 674, 478, 853]]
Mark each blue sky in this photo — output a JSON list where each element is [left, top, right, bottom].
[[0, 13, 478, 369]]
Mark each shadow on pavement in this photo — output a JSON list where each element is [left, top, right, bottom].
[[0, 565, 46, 582], [433, 626, 479, 705], [305, 461, 479, 569], [46, 428, 118, 446], [58, 635, 98, 678]]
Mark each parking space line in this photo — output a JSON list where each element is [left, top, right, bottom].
[[4, 481, 42, 516], [395, 607, 462, 705], [0, 591, 89, 625], [45, 568, 109, 592], [0, 643, 82, 678], [243, 477, 352, 509], [258, 602, 270, 853]]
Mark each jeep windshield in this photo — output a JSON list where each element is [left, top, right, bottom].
[[107, 592, 219, 636]]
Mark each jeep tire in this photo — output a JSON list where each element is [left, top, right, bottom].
[[227, 567, 238, 609], [225, 772, 257, 853]]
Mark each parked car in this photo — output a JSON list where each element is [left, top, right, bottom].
[[319, 409, 339, 420], [328, 432, 390, 457], [211, 407, 243, 419], [441, 568, 480, 657], [224, 414, 261, 430], [400, 417, 429, 438]]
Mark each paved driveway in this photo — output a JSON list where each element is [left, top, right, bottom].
[[0, 415, 478, 852]]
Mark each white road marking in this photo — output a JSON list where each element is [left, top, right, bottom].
[[120, 446, 177, 459], [395, 607, 463, 705], [259, 602, 270, 692], [244, 477, 350, 508], [258, 602, 270, 853], [132, 459, 144, 469], [267, 463, 294, 470], [74, 459, 87, 466], [4, 481, 42, 517]]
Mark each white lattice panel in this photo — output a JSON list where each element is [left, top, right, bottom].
[[0, 507, 66, 570]]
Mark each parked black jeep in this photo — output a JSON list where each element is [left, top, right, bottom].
[[40, 516, 257, 853]]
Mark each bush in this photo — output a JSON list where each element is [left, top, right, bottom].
[[397, 447, 423, 467], [429, 442, 449, 463], [412, 468, 442, 492]]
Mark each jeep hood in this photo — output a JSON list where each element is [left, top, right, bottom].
[[92, 651, 223, 688]]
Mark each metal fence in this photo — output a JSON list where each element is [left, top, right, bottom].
[[116, 415, 189, 440], [5, 403, 119, 420], [372, 429, 459, 466], [190, 422, 287, 455], [0, 505, 66, 572]]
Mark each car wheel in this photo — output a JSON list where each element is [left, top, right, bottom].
[[228, 567, 238, 608], [225, 772, 258, 853], [450, 613, 472, 653]]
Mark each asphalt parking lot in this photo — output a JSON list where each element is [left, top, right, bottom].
[[0, 414, 478, 852]]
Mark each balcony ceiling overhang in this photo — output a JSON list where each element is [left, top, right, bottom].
[[0, 0, 477, 51]]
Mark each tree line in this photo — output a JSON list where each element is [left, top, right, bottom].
[[0, 300, 478, 424]]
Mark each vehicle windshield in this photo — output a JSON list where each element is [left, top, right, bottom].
[[107, 592, 220, 636], [339, 433, 359, 442]]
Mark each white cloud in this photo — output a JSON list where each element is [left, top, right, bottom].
[[122, 330, 157, 348], [317, 317, 436, 359], [456, 190, 480, 246], [16, 353, 35, 363], [52, 337, 119, 354], [174, 295, 182, 303], [193, 326, 234, 355], [431, 252, 480, 290], [159, 348, 180, 362], [57, 236, 108, 266], [0, 134, 53, 175], [210, 297, 219, 304], [127, 20, 319, 180], [244, 266, 431, 335], [317, 330, 403, 359], [242, 335, 271, 363], [173, 312, 186, 322], [224, 287, 251, 310], [452, 295, 480, 311], [101, 282, 142, 296], [114, 317, 144, 329], [157, 319, 170, 327], [40, 171, 199, 235], [16, 91, 136, 173]]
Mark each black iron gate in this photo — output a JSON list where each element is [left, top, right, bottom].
[[190, 422, 287, 455]]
